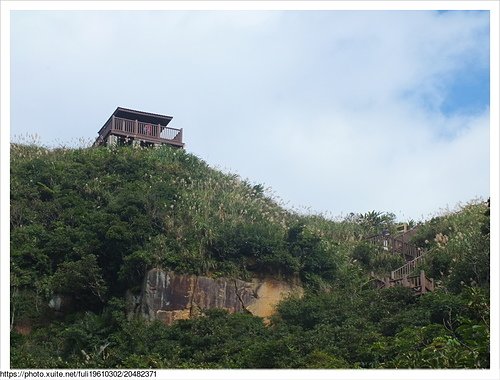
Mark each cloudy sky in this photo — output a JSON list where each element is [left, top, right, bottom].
[[9, 9, 491, 221]]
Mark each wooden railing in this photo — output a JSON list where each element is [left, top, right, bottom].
[[365, 234, 424, 260], [95, 116, 182, 144], [111, 116, 182, 142], [382, 271, 434, 295], [391, 254, 426, 280], [366, 231, 434, 295], [161, 126, 182, 141]]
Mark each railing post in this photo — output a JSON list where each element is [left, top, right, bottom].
[[157, 124, 161, 138], [134, 120, 138, 135], [402, 275, 408, 287], [112, 115, 115, 130], [420, 270, 426, 294]]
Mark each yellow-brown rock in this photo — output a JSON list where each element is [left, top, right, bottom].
[[133, 268, 303, 325]]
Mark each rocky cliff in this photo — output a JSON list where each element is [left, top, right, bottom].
[[127, 269, 303, 325]]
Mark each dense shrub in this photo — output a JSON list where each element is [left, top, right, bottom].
[[10, 143, 489, 369]]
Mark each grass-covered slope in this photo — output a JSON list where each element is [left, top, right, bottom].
[[10, 143, 490, 369], [10, 144, 351, 299]]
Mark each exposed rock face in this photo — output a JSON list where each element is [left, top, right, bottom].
[[48, 294, 74, 313], [130, 269, 303, 325]]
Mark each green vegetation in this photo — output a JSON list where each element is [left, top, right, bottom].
[[10, 143, 490, 368]]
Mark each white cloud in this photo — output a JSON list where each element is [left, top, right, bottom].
[[10, 10, 490, 220]]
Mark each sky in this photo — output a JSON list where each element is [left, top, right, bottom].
[[9, 9, 491, 221]]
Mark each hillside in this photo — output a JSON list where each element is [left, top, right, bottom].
[[10, 143, 490, 369]]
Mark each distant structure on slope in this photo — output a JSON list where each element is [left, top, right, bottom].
[[366, 225, 435, 296], [94, 107, 184, 148]]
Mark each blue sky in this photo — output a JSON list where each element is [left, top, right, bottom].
[[8, 9, 491, 221], [441, 65, 489, 116]]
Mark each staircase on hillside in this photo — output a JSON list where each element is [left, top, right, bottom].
[[367, 227, 434, 295]]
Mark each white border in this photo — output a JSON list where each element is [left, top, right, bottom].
[[0, 0, 11, 371], [488, 1, 500, 376], [1, 0, 498, 11], [1, 1, 498, 379]]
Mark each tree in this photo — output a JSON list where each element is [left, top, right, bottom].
[[50, 254, 108, 309]]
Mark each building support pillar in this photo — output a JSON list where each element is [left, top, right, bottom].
[[106, 135, 118, 146]]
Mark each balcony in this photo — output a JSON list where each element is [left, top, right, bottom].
[[94, 107, 184, 148]]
